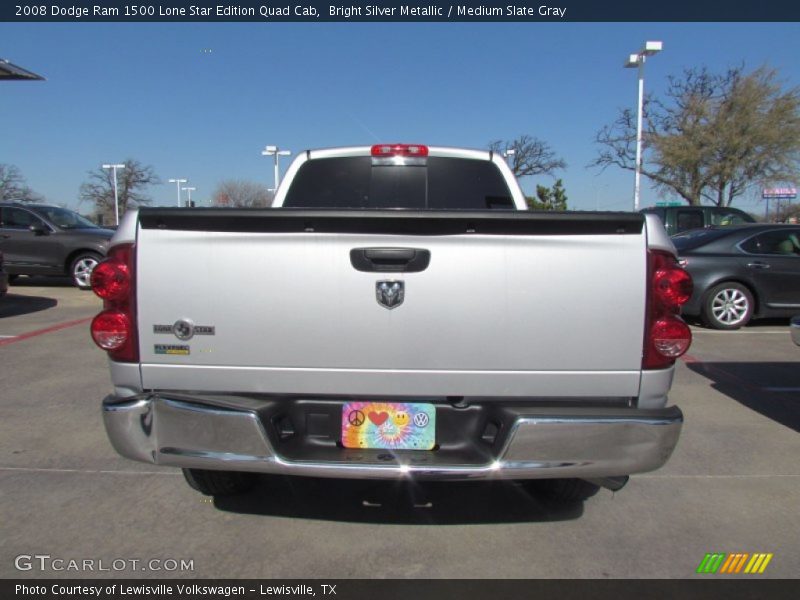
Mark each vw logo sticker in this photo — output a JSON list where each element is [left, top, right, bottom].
[[413, 412, 430, 428]]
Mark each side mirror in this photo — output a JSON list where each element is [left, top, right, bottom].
[[791, 316, 800, 347], [29, 223, 48, 236]]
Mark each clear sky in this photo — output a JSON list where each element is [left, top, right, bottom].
[[2, 21, 800, 214]]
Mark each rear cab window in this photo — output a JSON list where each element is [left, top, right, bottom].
[[283, 156, 514, 210], [675, 209, 704, 233]]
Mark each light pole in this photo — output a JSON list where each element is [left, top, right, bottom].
[[625, 40, 662, 211], [503, 148, 516, 168], [261, 145, 292, 192], [168, 178, 187, 207], [102, 163, 126, 225], [181, 186, 196, 207]]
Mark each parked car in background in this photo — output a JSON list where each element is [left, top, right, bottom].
[[791, 316, 800, 346], [673, 224, 800, 329], [0, 203, 114, 289], [0, 250, 8, 298], [641, 205, 755, 236]]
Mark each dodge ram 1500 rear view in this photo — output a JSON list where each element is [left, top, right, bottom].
[[91, 144, 692, 503]]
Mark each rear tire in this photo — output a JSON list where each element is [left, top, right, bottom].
[[701, 282, 754, 330], [182, 468, 256, 496], [525, 478, 601, 503]]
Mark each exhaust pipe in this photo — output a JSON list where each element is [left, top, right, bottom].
[[584, 476, 629, 491]]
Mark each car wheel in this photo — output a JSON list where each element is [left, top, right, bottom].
[[182, 468, 256, 496], [70, 252, 102, 289], [7, 275, 19, 284], [522, 478, 601, 503], [701, 282, 754, 330]]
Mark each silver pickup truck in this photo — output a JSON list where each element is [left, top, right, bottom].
[[90, 144, 693, 503]]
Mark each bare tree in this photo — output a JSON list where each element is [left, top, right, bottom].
[[774, 200, 800, 223], [489, 134, 566, 179], [0, 163, 42, 202], [212, 180, 272, 208], [592, 66, 800, 206], [79, 159, 159, 222]]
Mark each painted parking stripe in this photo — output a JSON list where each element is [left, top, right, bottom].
[[690, 330, 789, 335], [0, 317, 92, 347], [0, 466, 180, 476]]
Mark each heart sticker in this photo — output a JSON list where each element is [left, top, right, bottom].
[[368, 411, 389, 426]]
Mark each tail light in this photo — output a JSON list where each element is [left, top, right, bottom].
[[91, 310, 130, 350], [653, 264, 692, 307], [90, 244, 138, 362], [90, 258, 130, 301], [643, 250, 693, 369], [651, 319, 692, 358], [371, 144, 428, 158]]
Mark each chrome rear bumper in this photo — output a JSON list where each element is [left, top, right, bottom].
[[103, 394, 682, 480]]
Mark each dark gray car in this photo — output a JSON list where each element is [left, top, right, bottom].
[[673, 224, 800, 329], [0, 203, 114, 288]]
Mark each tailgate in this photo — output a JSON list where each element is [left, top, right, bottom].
[[135, 209, 647, 398]]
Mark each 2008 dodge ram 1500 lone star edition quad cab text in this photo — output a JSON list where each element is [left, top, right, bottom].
[[90, 144, 693, 503]]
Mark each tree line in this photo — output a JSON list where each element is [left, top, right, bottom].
[[0, 160, 274, 222], [3, 63, 797, 216], [592, 65, 800, 207]]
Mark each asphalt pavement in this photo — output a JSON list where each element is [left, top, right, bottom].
[[1, 278, 798, 579]]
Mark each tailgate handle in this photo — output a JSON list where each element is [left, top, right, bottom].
[[350, 247, 431, 272]]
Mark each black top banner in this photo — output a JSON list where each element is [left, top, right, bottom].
[[3, 1, 800, 22]]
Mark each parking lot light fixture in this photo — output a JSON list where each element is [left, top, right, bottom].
[[102, 163, 126, 225], [625, 40, 663, 211], [168, 178, 187, 207], [503, 148, 516, 168], [181, 186, 196, 207], [262, 145, 292, 192]]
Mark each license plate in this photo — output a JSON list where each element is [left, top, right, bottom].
[[341, 402, 436, 450]]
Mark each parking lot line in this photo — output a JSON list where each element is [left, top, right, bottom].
[[0, 466, 180, 476], [636, 474, 800, 479], [690, 329, 788, 335], [0, 316, 92, 347]]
